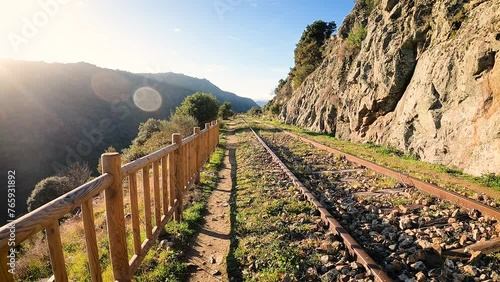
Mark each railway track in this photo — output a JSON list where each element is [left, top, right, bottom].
[[243, 119, 500, 282]]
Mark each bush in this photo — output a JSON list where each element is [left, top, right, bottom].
[[121, 114, 198, 163], [364, 0, 379, 13], [27, 162, 92, 211], [347, 23, 367, 49], [27, 176, 71, 211], [164, 114, 198, 137], [56, 162, 92, 189], [174, 92, 219, 126], [292, 20, 336, 87], [218, 102, 234, 120], [269, 103, 282, 115], [134, 118, 164, 146], [247, 106, 262, 116]]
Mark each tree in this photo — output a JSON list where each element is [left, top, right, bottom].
[[292, 20, 336, 87], [218, 102, 234, 120], [174, 92, 219, 126]]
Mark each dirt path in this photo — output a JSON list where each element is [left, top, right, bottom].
[[186, 123, 236, 282]]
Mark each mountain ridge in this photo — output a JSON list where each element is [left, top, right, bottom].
[[142, 72, 258, 112], [0, 59, 256, 223]]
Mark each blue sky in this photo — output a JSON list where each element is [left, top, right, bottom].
[[0, 0, 355, 101]]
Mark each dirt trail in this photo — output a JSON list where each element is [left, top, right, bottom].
[[186, 123, 236, 282]]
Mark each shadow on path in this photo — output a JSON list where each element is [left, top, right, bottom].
[[225, 127, 243, 282]]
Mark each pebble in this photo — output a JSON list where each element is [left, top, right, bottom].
[[452, 273, 465, 281], [212, 270, 221, 276], [428, 268, 441, 277], [415, 271, 426, 282], [463, 265, 478, 276], [399, 237, 414, 248], [492, 271, 499, 280], [398, 274, 410, 281], [320, 255, 332, 264], [410, 261, 426, 271]]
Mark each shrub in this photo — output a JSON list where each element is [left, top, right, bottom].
[[292, 20, 336, 87], [27, 176, 71, 211], [218, 102, 234, 120], [121, 114, 198, 163], [269, 103, 282, 115], [133, 118, 164, 146], [174, 92, 219, 126], [364, 0, 380, 13], [347, 23, 367, 49], [28, 162, 92, 211], [218, 102, 233, 120], [56, 162, 92, 189], [164, 114, 199, 137], [247, 106, 262, 116]]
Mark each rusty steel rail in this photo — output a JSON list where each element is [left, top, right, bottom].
[[244, 121, 392, 282], [282, 131, 500, 220]]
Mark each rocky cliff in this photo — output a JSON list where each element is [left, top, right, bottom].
[[274, 0, 500, 176]]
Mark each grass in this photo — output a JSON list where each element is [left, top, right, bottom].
[[227, 126, 326, 281], [14, 133, 226, 282]]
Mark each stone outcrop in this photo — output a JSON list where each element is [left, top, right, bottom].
[[275, 0, 500, 175]]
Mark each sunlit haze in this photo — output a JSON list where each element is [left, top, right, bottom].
[[0, 0, 354, 102]]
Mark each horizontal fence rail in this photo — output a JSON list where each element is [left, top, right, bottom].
[[0, 121, 220, 282]]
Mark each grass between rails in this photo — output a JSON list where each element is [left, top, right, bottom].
[[15, 134, 225, 282], [227, 126, 328, 281], [248, 116, 500, 203]]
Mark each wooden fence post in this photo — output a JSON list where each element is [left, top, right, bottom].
[[0, 249, 13, 282], [168, 152, 175, 216], [172, 134, 183, 221], [102, 153, 130, 282], [216, 120, 220, 146], [205, 123, 210, 162], [82, 199, 102, 282], [161, 156, 169, 216], [210, 121, 215, 152], [46, 221, 68, 282], [194, 127, 201, 183]]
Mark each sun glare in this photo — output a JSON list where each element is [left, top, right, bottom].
[[133, 87, 162, 112]]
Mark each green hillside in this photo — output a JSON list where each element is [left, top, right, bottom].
[[0, 59, 255, 224]]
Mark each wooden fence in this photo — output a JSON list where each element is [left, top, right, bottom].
[[0, 121, 220, 281]]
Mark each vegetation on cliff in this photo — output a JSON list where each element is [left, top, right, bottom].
[[292, 20, 337, 88]]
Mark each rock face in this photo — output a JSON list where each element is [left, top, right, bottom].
[[276, 0, 500, 175]]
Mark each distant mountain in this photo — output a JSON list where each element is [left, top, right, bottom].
[[254, 100, 269, 107], [143, 72, 258, 112], [0, 59, 255, 224]]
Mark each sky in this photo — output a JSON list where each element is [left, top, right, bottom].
[[0, 0, 355, 102]]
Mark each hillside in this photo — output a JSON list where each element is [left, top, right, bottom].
[[0, 59, 256, 224], [268, 0, 500, 176], [142, 72, 258, 112]]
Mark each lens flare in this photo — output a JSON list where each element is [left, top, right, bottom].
[[133, 87, 162, 112]]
